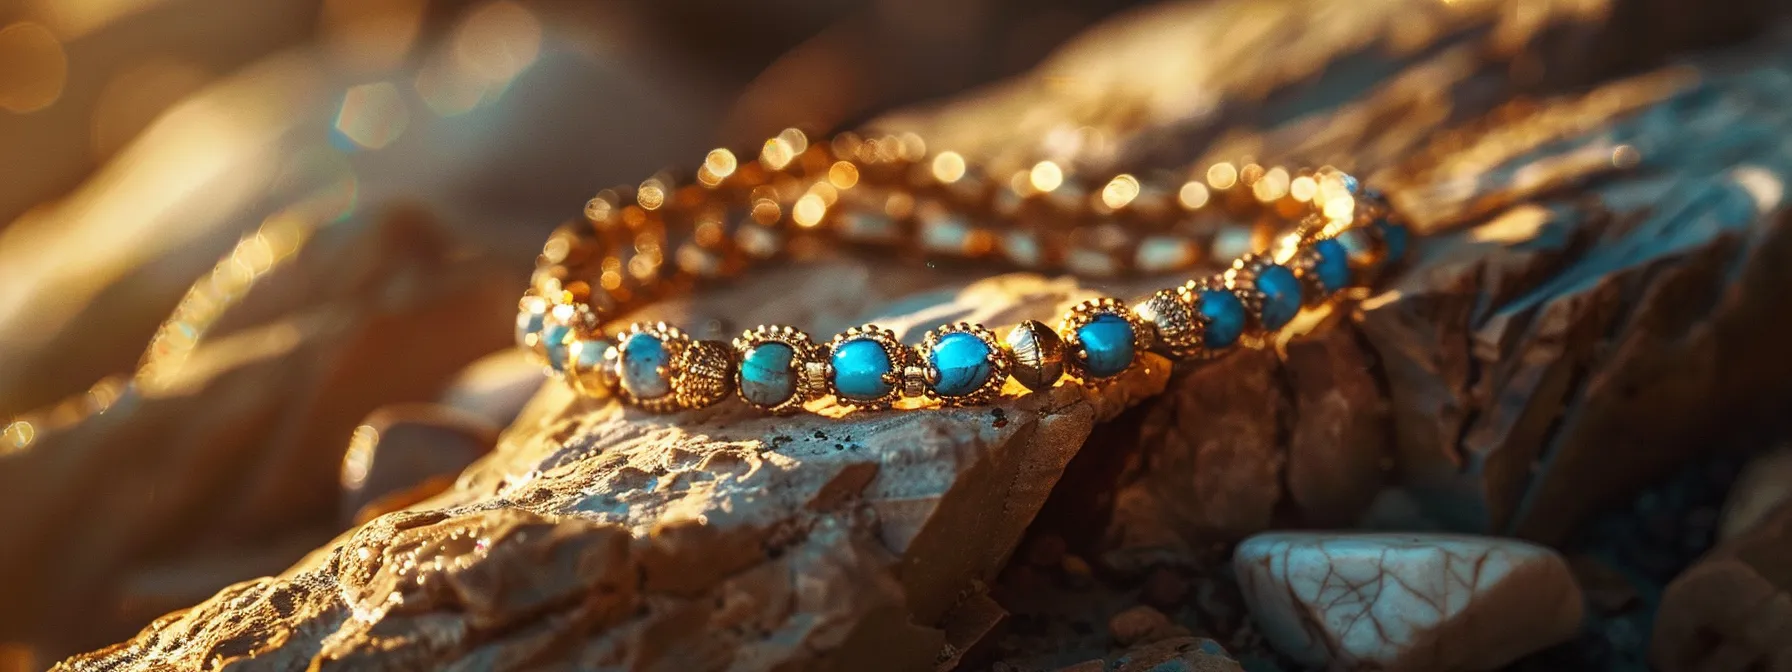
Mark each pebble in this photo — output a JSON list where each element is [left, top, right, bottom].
[[1234, 532, 1585, 671], [1108, 604, 1188, 647]]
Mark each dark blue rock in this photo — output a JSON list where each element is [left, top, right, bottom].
[[739, 342, 797, 407], [1255, 264, 1302, 330], [1313, 238, 1352, 293], [1076, 313, 1135, 378], [930, 332, 993, 396], [1198, 289, 1247, 349], [831, 338, 893, 401], [620, 332, 671, 399]]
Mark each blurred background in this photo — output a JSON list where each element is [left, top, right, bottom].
[[0, 0, 1164, 664]]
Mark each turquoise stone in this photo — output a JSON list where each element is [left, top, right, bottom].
[[1197, 289, 1246, 349], [1377, 218, 1409, 262], [740, 342, 797, 407], [930, 332, 993, 396], [541, 322, 573, 372], [620, 332, 672, 399], [1255, 264, 1302, 331], [831, 338, 893, 401], [1313, 238, 1351, 293], [1076, 314, 1135, 378]]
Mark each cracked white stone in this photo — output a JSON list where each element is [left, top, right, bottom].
[[1234, 532, 1584, 671]]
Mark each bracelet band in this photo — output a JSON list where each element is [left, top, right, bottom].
[[514, 130, 1410, 414]]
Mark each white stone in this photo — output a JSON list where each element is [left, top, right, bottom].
[[1234, 532, 1584, 672]]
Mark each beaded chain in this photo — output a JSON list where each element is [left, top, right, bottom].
[[515, 129, 1410, 414]]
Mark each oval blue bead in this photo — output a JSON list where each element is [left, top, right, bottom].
[[1313, 238, 1351, 293], [1197, 289, 1246, 349], [620, 332, 672, 399], [831, 338, 893, 401], [1377, 218, 1409, 262], [1255, 264, 1302, 331], [740, 342, 797, 407], [541, 322, 573, 372], [1076, 313, 1135, 378], [930, 332, 993, 396]]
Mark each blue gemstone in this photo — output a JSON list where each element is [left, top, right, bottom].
[[1255, 264, 1302, 331], [1197, 289, 1246, 349], [620, 332, 672, 399], [1076, 313, 1135, 378], [1313, 238, 1351, 293], [930, 332, 993, 396], [1377, 218, 1409, 262], [541, 322, 573, 372], [1341, 174, 1360, 194], [740, 342, 797, 407], [831, 338, 893, 401]]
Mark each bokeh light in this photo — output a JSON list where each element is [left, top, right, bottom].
[[0, 21, 67, 113], [334, 82, 411, 150]]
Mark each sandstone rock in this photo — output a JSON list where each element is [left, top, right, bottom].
[[338, 404, 499, 526], [1234, 532, 1584, 671], [57, 272, 1173, 671], [915, 0, 1792, 562], [1652, 500, 1792, 672], [1718, 444, 1792, 541]]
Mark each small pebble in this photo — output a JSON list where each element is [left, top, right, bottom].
[[1109, 605, 1186, 647]]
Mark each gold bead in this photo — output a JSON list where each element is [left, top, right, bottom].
[[1135, 288, 1201, 358], [566, 338, 616, 397], [1004, 320, 1064, 392], [673, 340, 736, 409]]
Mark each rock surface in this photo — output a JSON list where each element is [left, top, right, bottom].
[[1234, 532, 1585, 671], [17, 0, 1792, 666], [57, 272, 1171, 671], [1652, 499, 1792, 672], [1055, 637, 1245, 672]]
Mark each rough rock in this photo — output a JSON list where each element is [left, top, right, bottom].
[[1234, 532, 1584, 671], [1651, 499, 1792, 672], [1102, 637, 1244, 672], [57, 271, 1172, 671], [888, 0, 1792, 555], [338, 404, 499, 527], [1718, 444, 1792, 541]]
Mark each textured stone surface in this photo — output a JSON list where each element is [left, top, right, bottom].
[[57, 271, 1172, 671], [1234, 532, 1584, 671], [1652, 500, 1792, 672], [1098, 637, 1245, 672], [903, 0, 1792, 559], [14, 0, 1792, 666]]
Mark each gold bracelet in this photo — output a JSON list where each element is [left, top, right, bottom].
[[515, 129, 1410, 414]]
